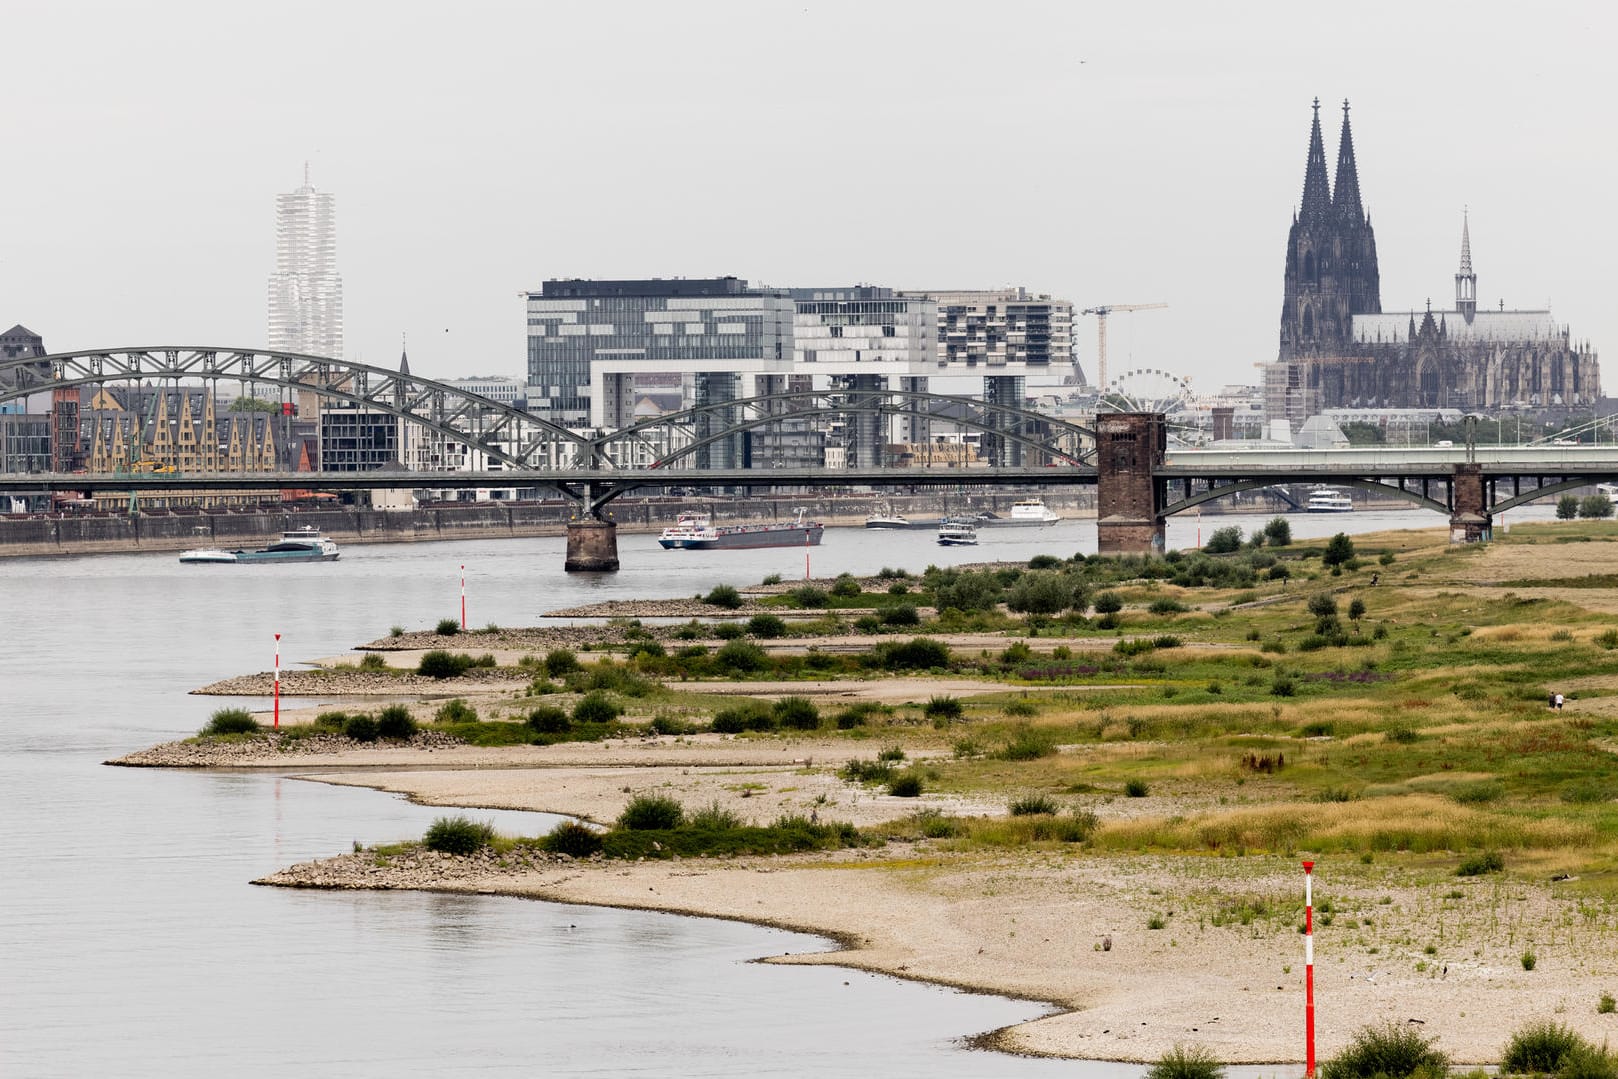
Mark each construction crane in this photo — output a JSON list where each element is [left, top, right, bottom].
[[1080, 303, 1167, 393]]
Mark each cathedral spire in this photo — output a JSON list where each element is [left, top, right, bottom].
[[1299, 97, 1332, 223], [1333, 99, 1364, 221], [1455, 209, 1477, 323]]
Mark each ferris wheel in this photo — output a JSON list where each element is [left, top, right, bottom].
[[1101, 368, 1199, 414]]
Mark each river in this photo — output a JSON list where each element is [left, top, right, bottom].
[[0, 507, 1547, 1076]]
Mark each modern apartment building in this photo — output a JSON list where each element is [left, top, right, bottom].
[[268, 168, 343, 359], [524, 277, 794, 468]]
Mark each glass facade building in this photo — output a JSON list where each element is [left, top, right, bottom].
[[268, 169, 343, 359]]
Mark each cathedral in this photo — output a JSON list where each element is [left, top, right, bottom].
[[1265, 100, 1600, 423]]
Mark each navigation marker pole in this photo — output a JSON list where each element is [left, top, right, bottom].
[[804, 529, 811, 581], [460, 564, 467, 630], [1304, 859, 1316, 1077], [273, 633, 281, 730]]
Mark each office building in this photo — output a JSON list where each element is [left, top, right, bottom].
[[268, 167, 343, 359]]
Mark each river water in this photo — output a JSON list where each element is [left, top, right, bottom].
[[0, 507, 1549, 1077]]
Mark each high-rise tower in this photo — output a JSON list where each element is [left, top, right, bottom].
[[267, 165, 343, 358]]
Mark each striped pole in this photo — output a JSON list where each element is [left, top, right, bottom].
[[1304, 859, 1316, 1077], [273, 632, 281, 730], [460, 564, 467, 630], [804, 529, 811, 581]]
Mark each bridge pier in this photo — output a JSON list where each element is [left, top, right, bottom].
[[1095, 412, 1166, 555], [564, 518, 620, 572], [1449, 463, 1492, 544]]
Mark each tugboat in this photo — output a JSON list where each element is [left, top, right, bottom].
[[179, 526, 340, 564]]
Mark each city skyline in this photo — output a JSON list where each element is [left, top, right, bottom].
[[1, 2, 1612, 395]]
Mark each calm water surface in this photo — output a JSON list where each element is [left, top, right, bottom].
[[0, 508, 1540, 1077]]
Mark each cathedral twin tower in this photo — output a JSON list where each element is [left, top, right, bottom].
[[1268, 99, 1598, 419]]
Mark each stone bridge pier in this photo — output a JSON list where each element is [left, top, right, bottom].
[[1449, 463, 1491, 543], [564, 518, 620, 571], [1095, 412, 1166, 555]]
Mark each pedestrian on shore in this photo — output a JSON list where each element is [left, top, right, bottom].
[[1556, 693, 1565, 711], [1550, 691, 1558, 710]]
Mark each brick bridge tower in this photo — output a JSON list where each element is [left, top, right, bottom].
[[1095, 412, 1166, 553]]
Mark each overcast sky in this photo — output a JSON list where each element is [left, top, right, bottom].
[[4, 1, 1613, 396]]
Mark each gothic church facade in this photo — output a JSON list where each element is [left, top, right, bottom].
[[1265, 101, 1599, 422]]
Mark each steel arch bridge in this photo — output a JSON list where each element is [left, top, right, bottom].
[[0, 346, 1096, 494]]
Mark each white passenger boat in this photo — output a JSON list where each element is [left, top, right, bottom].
[[179, 526, 340, 564], [983, 497, 1060, 526], [864, 502, 910, 529], [936, 518, 979, 546], [1304, 488, 1354, 513]]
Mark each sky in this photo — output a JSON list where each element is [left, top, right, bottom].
[[3, 1, 1614, 397]]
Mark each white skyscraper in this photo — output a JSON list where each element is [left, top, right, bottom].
[[267, 166, 343, 358]]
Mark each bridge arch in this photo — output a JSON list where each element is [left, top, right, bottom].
[[1162, 478, 1449, 518]]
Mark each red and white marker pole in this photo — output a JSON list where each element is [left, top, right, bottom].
[[273, 632, 282, 730], [804, 530, 811, 581], [460, 564, 467, 630], [1304, 859, 1316, 1077]]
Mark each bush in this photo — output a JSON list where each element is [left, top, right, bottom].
[[544, 649, 581, 677], [835, 702, 883, 729], [1148, 598, 1187, 616], [715, 638, 769, 673], [1319, 1022, 1448, 1079], [877, 637, 951, 670], [375, 704, 416, 740], [1268, 563, 1291, 581], [1009, 794, 1059, 816], [773, 696, 821, 730], [1146, 1044, 1226, 1079], [1263, 517, 1293, 547], [435, 618, 461, 636], [526, 705, 570, 733], [1005, 572, 1074, 616], [358, 652, 389, 671], [572, 691, 621, 725], [788, 585, 829, 608], [1581, 493, 1615, 519], [1323, 533, 1356, 567], [423, 815, 495, 855], [687, 800, 744, 830], [1004, 698, 1039, 718], [1205, 526, 1244, 554], [830, 574, 862, 597], [1558, 494, 1582, 520], [710, 702, 775, 734], [434, 698, 477, 723], [545, 820, 604, 857], [343, 713, 380, 742], [1502, 1020, 1588, 1074], [887, 772, 924, 797], [418, 649, 472, 679], [1124, 778, 1150, 798], [203, 708, 259, 736], [880, 604, 921, 627], [997, 727, 1058, 761], [1456, 850, 1505, 876], [932, 572, 1001, 613], [1307, 593, 1339, 617], [703, 584, 743, 609], [1093, 591, 1123, 615], [746, 613, 788, 639], [713, 623, 744, 640], [924, 695, 964, 721], [618, 794, 684, 830]]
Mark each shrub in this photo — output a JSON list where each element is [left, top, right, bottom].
[[746, 613, 788, 639], [358, 652, 389, 671], [881, 604, 921, 627], [1581, 494, 1615, 519], [1005, 572, 1075, 616], [835, 702, 883, 729], [545, 820, 604, 857], [877, 637, 951, 671], [618, 794, 684, 830], [1319, 1021, 1448, 1079], [687, 800, 744, 830], [1270, 676, 1296, 697], [830, 574, 862, 597], [788, 585, 829, 608], [1263, 517, 1293, 547], [997, 728, 1058, 761], [1522, 948, 1537, 971], [375, 704, 417, 740], [423, 815, 495, 855], [1597, 629, 1618, 650], [711, 702, 775, 734], [761, 573, 782, 586], [1148, 598, 1187, 616], [526, 705, 570, 733], [715, 639, 769, 673], [544, 649, 581, 677], [314, 710, 348, 730], [435, 618, 461, 636], [1307, 593, 1339, 617], [887, 772, 924, 798], [435, 698, 477, 724], [713, 623, 744, 640], [1558, 494, 1581, 520], [1124, 778, 1150, 798], [1323, 533, 1356, 567], [1004, 698, 1039, 718], [1268, 563, 1291, 581], [1009, 794, 1059, 816], [418, 649, 471, 679], [703, 584, 743, 609], [1502, 1020, 1587, 1074], [572, 691, 621, 725], [1600, 993, 1616, 1015], [1147, 1044, 1225, 1079], [1205, 526, 1243, 554], [1456, 850, 1505, 876], [1093, 591, 1123, 615], [924, 695, 964, 721], [389, 625, 404, 637], [932, 572, 1002, 613], [773, 696, 821, 730], [343, 713, 380, 742], [203, 708, 259, 736]]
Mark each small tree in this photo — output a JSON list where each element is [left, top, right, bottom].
[[543, 648, 581, 677], [1263, 517, 1293, 546], [1580, 493, 1615, 519], [1307, 593, 1339, 618], [1004, 571, 1075, 618], [1348, 597, 1367, 626], [1093, 591, 1124, 615], [1322, 532, 1356, 567], [1557, 494, 1581, 520], [1204, 526, 1244, 554]]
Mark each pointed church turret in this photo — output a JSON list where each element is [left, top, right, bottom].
[[1299, 98, 1332, 223], [1455, 211, 1477, 323], [1332, 100, 1364, 222]]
